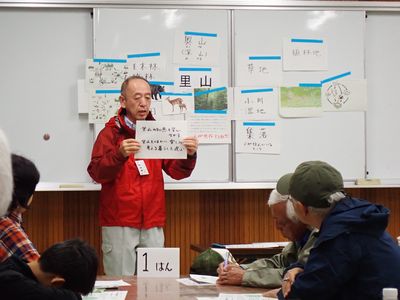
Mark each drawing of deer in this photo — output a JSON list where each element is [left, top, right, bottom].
[[166, 97, 187, 113]]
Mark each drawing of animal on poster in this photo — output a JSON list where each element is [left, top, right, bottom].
[[161, 92, 194, 115]]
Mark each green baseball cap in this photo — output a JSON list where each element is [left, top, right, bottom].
[[289, 161, 344, 208], [276, 173, 293, 196]]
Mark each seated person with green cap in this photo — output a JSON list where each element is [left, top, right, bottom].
[[278, 161, 400, 300], [217, 173, 317, 288]]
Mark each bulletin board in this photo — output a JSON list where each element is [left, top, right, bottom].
[[3, 3, 399, 187], [233, 10, 366, 182]]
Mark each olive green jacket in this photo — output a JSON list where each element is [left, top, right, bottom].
[[241, 229, 318, 288]]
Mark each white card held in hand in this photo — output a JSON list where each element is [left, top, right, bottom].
[[135, 120, 188, 159]]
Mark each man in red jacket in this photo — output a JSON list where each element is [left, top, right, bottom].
[[88, 75, 198, 275]]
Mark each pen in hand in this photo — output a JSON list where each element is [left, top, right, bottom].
[[223, 253, 228, 269]]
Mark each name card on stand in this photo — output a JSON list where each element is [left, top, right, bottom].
[[137, 248, 180, 278]]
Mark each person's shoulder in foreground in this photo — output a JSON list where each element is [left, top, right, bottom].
[[281, 160, 400, 300], [0, 238, 98, 300], [0, 153, 41, 263]]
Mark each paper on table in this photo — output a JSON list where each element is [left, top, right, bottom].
[[197, 295, 276, 300], [218, 293, 274, 300], [83, 291, 128, 300], [94, 280, 130, 289], [190, 274, 218, 284], [219, 293, 260, 300], [225, 242, 289, 249], [177, 278, 215, 286]]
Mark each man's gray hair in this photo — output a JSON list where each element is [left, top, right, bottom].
[[0, 129, 12, 217], [308, 191, 346, 216], [268, 189, 299, 223]]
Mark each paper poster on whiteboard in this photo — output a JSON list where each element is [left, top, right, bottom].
[[283, 38, 328, 71], [236, 55, 282, 86], [88, 90, 120, 124], [279, 86, 322, 118], [188, 115, 231, 144], [173, 31, 220, 66], [174, 66, 221, 89], [187, 86, 232, 144], [234, 87, 278, 120], [150, 101, 185, 121], [236, 121, 281, 154], [135, 120, 187, 159], [322, 79, 367, 112], [194, 87, 228, 115], [127, 52, 167, 82], [85, 58, 129, 91], [161, 91, 194, 115]]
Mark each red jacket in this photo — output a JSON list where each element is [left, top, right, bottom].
[[87, 109, 197, 228]]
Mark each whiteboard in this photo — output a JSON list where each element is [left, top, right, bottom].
[[0, 8, 93, 183], [365, 12, 400, 184], [234, 10, 366, 182], [94, 8, 231, 182]]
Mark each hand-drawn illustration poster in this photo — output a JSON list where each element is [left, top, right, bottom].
[[88, 90, 121, 124], [174, 66, 221, 89], [236, 55, 282, 86], [161, 92, 194, 115], [236, 121, 281, 154], [85, 58, 129, 91], [322, 79, 367, 111], [283, 38, 328, 71], [127, 52, 167, 82], [135, 120, 187, 159], [173, 31, 220, 66], [279, 86, 322, 118], [234, 87, 277, 120]]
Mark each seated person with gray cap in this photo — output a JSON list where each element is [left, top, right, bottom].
[[278, 161, 400, 300], [217, 174, 317, 288]]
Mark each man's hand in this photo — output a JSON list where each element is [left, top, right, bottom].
[[182, 136, 198, 156], [119, 138, 141, 157], [282, 267, 303, 298], [216, 262, 244, 286]]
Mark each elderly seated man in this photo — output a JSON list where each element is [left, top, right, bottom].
[[278, 161, 400, 300], [217, 173, 317, 288]]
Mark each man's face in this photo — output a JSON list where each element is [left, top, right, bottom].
[[270, 202, 306, 241], [120, 78, 152, 122]]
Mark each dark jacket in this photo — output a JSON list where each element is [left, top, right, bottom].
[[0, 255, 80, 300], [281, 197, 400, 300], [88, 108, 196, 228]]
